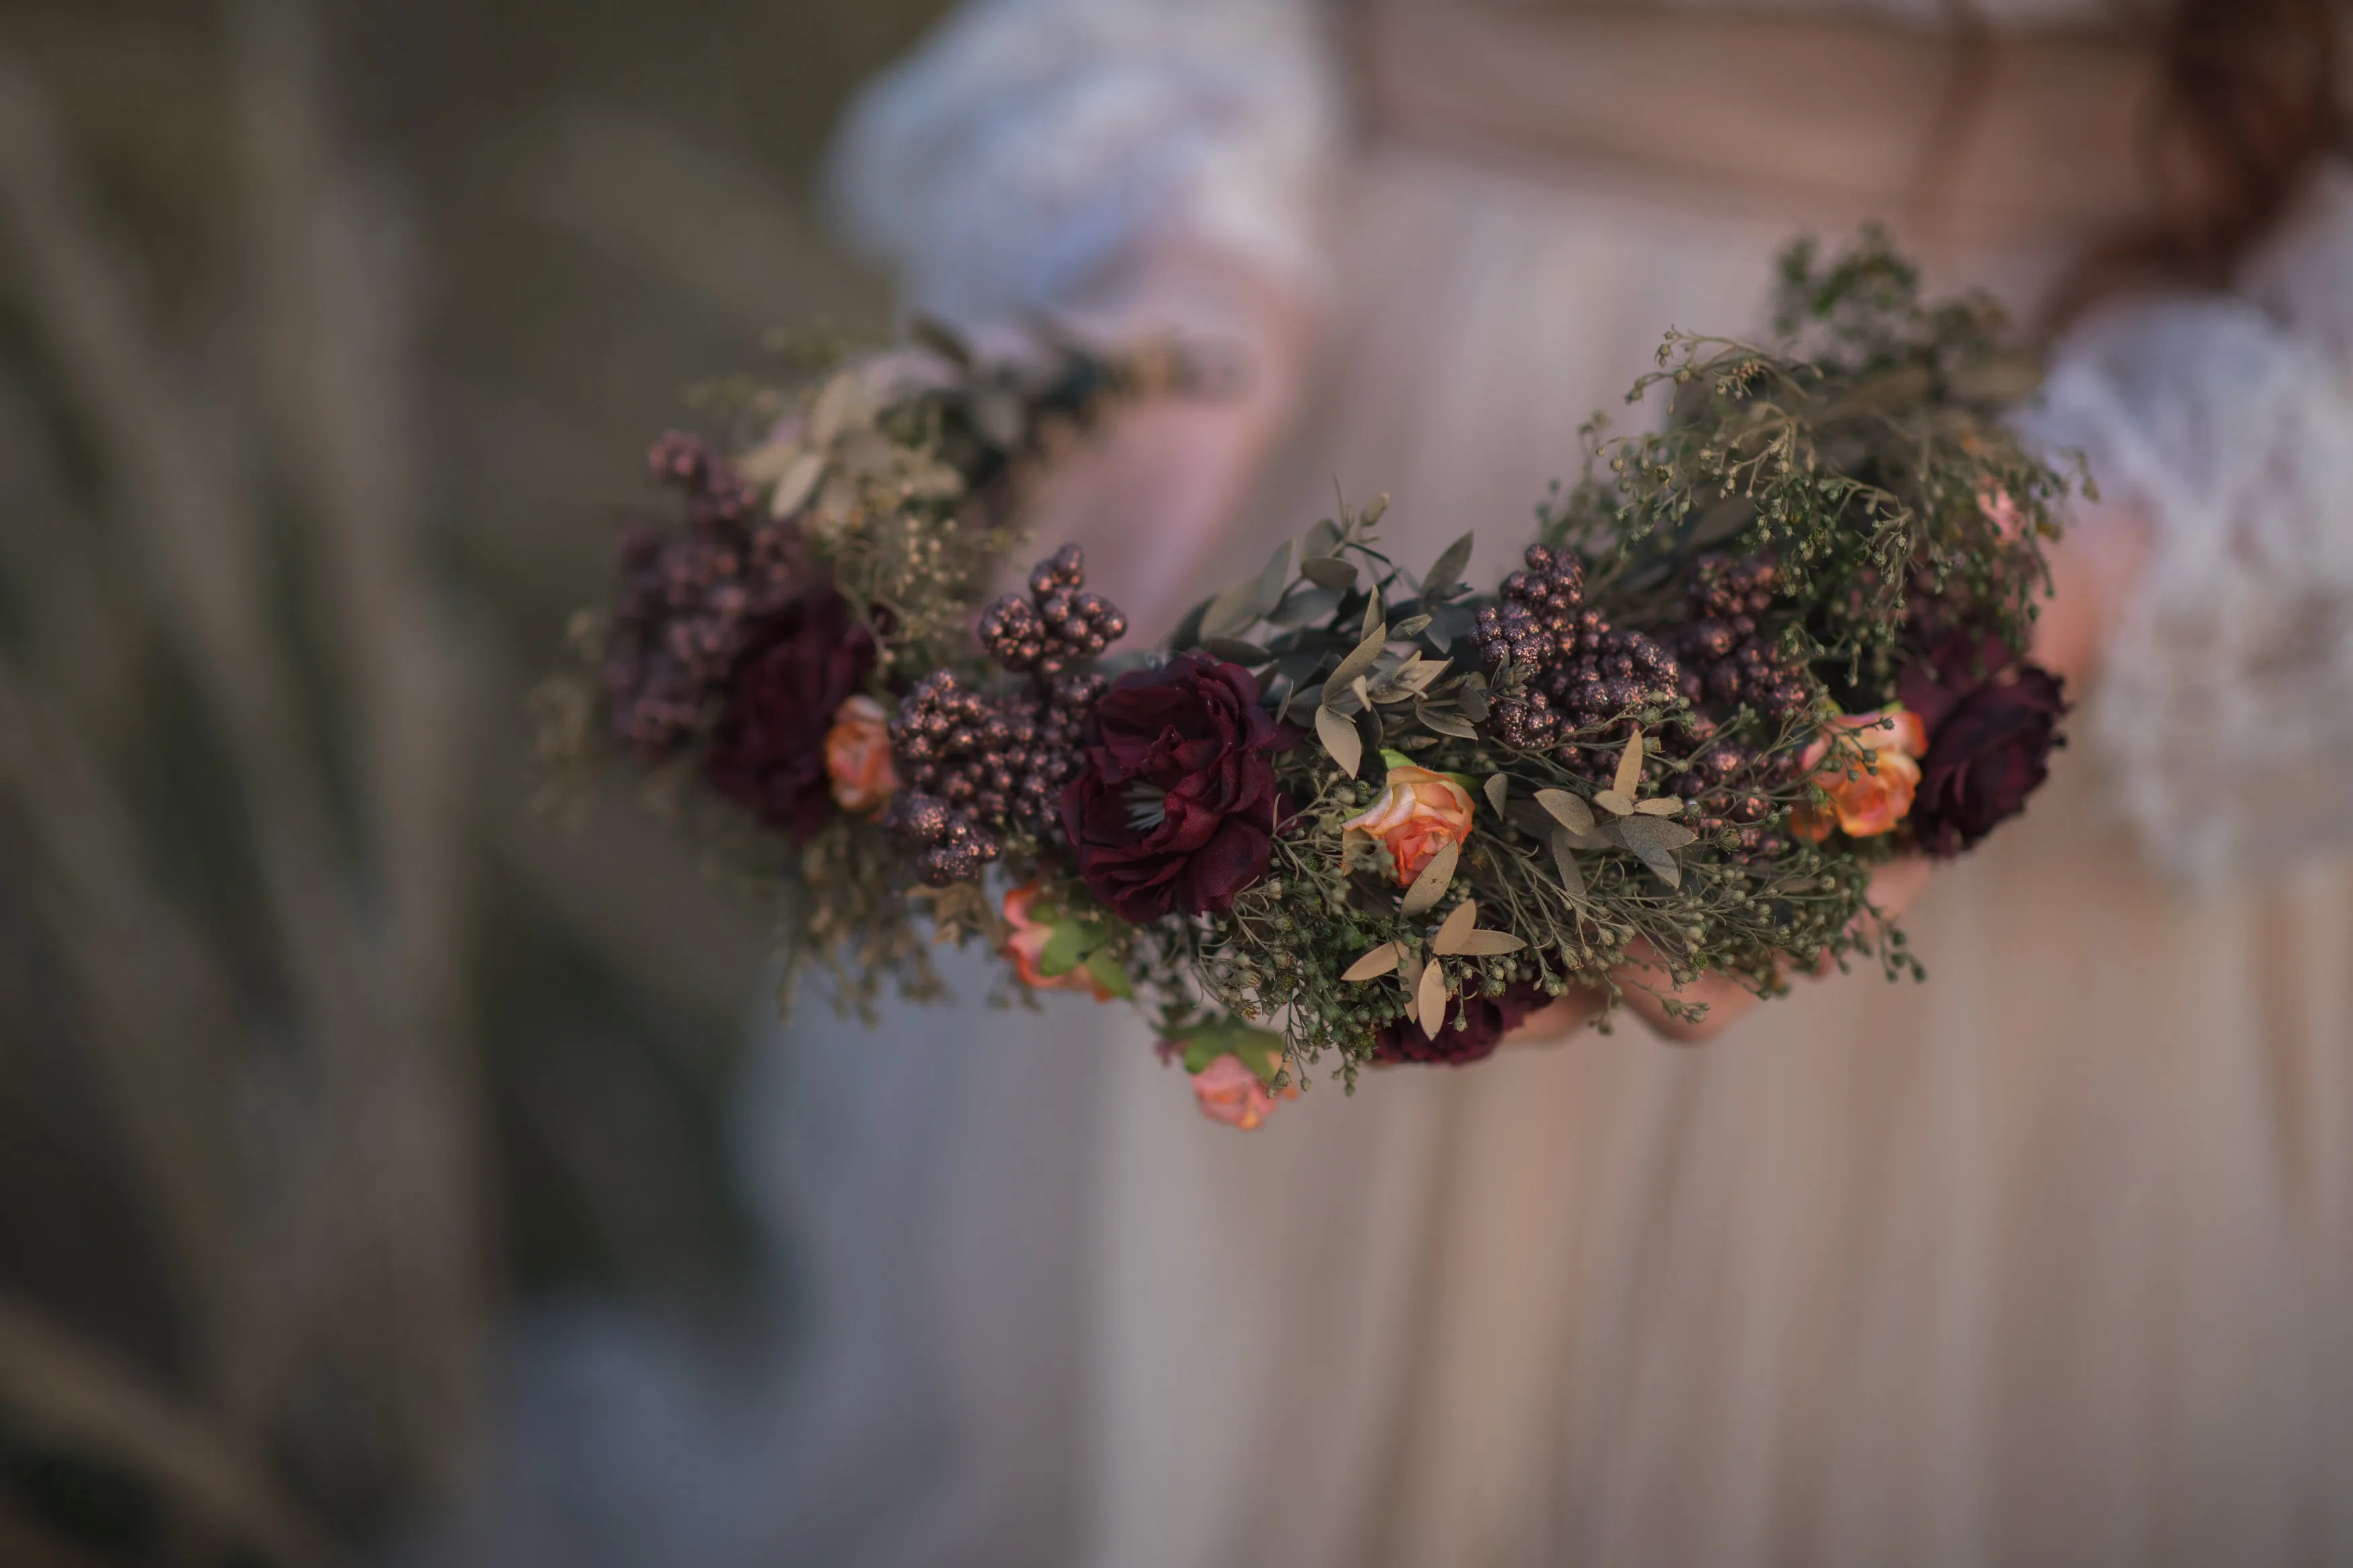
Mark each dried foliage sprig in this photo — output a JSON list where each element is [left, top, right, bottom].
[[544, 235, 2079, 1126]]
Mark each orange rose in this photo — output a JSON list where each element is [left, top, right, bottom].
[[1792, 706, 1927, 841], [1001, 883, 1118, 1002], [824, 694, 898, 813], [1190, 1053, 1286, 1130], [1341, 765, 1476, 886]]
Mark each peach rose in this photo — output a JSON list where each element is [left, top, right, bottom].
[[824, 694, 898, 813], [1001, 883, 1118, 1002], [1793, 706, 1927, 841], [1190, 1053, 1283, 1130], [1341, 765, 1476, 885]]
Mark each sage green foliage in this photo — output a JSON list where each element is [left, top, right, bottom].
[[1149, 233, 2079, 1088]]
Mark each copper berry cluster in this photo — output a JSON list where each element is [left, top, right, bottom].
[[885, 547, 1125, 884], [1472, 544, 1680, 749], [603, 433, 805, 759]]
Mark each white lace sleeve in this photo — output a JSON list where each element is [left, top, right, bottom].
[[824, 0, 1341, 322], [2033, 167, 2353, 884]]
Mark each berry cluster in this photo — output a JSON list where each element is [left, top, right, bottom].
[[977, 544, 1127, 677], [1669, 554, 1808, 718], [603, 434, 803, 759], [1471, 545, 1680, 748], [885, 548, 1128, 883]]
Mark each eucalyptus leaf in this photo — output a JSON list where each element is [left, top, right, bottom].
[[1613, 815, 1698, 852], [1360, 589, 1384, 643], [1343, 942, 1403, 981], [768, 450, 826, 518], [1390, 614, 1433, 638], [1548, 829, 1589, 899], [1613, 729, 1646, 797], [1300, 555, 1357, 591], [1417, 960, 1450, 1040], [1423, 532, 1474, 600], [1326, 623, 1389, 694], [1200, 637, 1271, 665], [1452, 930, 1526, 956], [1252, 538, 1296, 617], [1431, 899, 1478, 955], [1633, 796, 1687, 816], [1199, 575, 1267, 641], [1269, 585, 1345, 626], [1400, 840, 1460, 916], [1484, 774, 1510, 814], [1315, 704, 1363, 778], [1167, 596, 1211, 653], [1594, 789, 1634, 817], [1417, 704, 1480, 740], [1534, 788, 1595, 835], [1304, 519, 1342, 558]]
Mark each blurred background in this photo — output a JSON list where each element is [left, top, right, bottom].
[[0, 1, 945, 1561]]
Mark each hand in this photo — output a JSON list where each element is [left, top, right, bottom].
[[1504, 854, 1937, 1048]]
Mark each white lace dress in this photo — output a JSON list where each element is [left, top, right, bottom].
[[461, 4, 2353, 1566]]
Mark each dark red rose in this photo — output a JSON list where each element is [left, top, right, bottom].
[[1060, 653, 1294, 921], [1370, 980, 1552, 1067], [705, 588, 875, 837], [1897, 631, 2067, 858]]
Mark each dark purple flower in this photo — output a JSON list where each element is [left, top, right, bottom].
[[705, 589, 875, 837], [1060, 653, 1293, 921], [1897, 631, 2067, 858], [1370, 980, 1553, 1067]]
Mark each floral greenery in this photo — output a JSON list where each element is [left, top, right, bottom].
[[545, 233, 2078, 1105]]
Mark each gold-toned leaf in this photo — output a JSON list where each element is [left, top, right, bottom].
[[766, 450, 826, 518], [1453, 930, 1526, 955], [1533, 788, 1594, 835], [1613, 728, 1646, 798], [1361, 588, 1384, 643], [1593, 789, 1634, 817], [1549, 828, 1588, 899], [1326, 622, 1389, 695], [1417, 960, 1451, 1040], [808, 372, 856, 446], [1484, 774, 1510, 815], [1314, 705, 1363, 779], [1417, 702, 1480, 740], [1431, 899, 1478, 955], [1613, 815, 1698, 852], [1633, 796, 1687, 815], [1300, 554, 1357, 590], [1400, 840, 1460, 916], [1342, 942, 1402, 981]]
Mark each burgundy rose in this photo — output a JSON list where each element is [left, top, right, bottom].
[[1060, 653, 1294, 921], [705, 588, 875, 837], [1897, 631, 2067, 858], [1370, 980, 1552, 1067]]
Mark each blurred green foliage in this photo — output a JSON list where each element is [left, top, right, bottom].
[[0, 0, 946, 1559]]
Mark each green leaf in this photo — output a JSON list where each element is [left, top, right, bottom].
[[1167, 596, 1211, 652], [1269, 585, 1345, 626], [1361, 588, 1384, 643], [1200, 637, 1271, 665], [1300, 554, 1357, 591], [1037, 921, 1089, 977], [1423, 532, 1474, 600], [1304, 519, 1342, 559], [1084, 948, 1135, 1001]]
